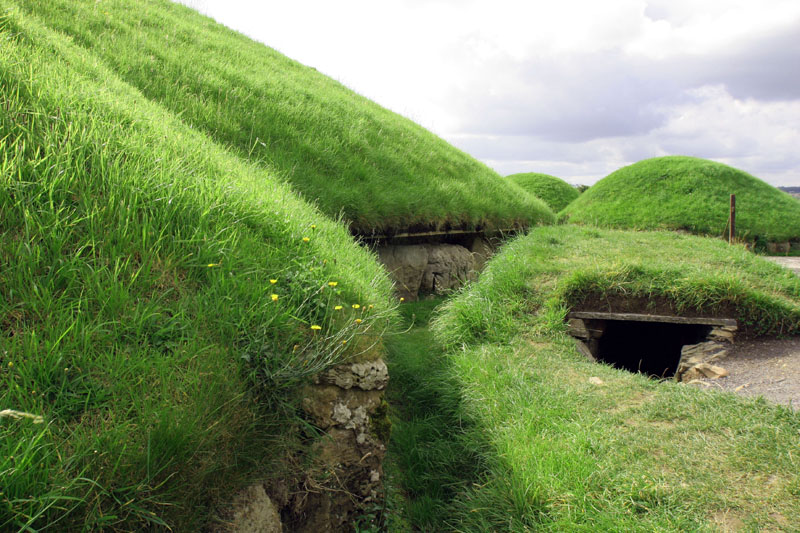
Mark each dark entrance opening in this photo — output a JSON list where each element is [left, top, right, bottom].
[[595, 321, 711, 378]]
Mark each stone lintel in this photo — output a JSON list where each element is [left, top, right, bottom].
[[568, 311, 737, 328]]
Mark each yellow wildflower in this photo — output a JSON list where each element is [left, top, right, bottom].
[[271, 294, 279, 302], [328, 281, 338, 287], [400, 297, 405, 302], [355, 319, 362, 324], [342, 340, 347, 345], [310, 325, 322, 330], [352, 304, 360, 309], [7, 361, 12, 368], [270, 279, 277, 284], [334, 305, 343, 310], [302, 237, 310, 243], [311, 224, 317, 229], [368, 304, 374, 309], [207, 263, 220, 267]]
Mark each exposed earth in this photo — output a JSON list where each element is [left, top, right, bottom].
[[690, 257, 800, 409]]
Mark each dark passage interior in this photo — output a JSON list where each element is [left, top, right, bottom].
[[596, 321, 711, 378]]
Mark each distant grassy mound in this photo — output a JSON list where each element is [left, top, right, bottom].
[[0, 7, 394, 530], [561, 156, 800, 242], [507, 172, 579, 212], [421, 226, 800, 530], [16, 0, 556, 235]]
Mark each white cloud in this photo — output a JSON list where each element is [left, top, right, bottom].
[[177, 0, 800, 187]]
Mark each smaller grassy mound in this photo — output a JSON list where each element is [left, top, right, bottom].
[[506, 172, 579, 212], [422, 226, 800, 531], [561, 156, 800, 242]]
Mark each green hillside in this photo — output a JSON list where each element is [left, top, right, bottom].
[[0, 6, 394, 530], [15, 0, 556, 234], [507, 172, 579, 212], [419, 226, 800, 530], [561, 156, 800, 242]]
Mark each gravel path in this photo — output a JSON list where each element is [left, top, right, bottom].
[[693, 338, 800, 410], [691, 257, 800, 409], [764, 256, 800, 274]]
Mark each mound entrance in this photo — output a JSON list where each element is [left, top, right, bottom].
[[568, 311, 737, 379]]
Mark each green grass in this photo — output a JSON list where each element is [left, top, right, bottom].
[[561, 156, 800, 243], [414, 226, 800, 531], [15, 0, 556, 235], [507, 172, 580, 212], [0, 5, 396, 530], [384, 299, 488, 529]]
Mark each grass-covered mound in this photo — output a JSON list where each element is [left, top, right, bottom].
[[414, 226, 800, 530], [507, 172, 579, 212], [0, 7, 395, 530], [561, 156, 800, 242], [14, 0, 556, 235]]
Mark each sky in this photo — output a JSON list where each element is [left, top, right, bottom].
[[178, 0, 800, 186]]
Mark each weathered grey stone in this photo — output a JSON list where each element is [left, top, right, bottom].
[[767, 241, 791, 255], [420, 244, 476, 294], [470, 236, 495, 271], [224, 484, 282, 533], [377, 245, 428, 300], [316, 360, 389, 391]]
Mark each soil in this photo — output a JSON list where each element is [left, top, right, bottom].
[[689, 257, 800, 410]]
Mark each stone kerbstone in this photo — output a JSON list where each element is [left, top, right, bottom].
[[420, 244, 476, 294], [377, 245, 428, 300]]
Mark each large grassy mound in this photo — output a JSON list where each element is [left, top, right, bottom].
[[419, 226, 800, 530], [14, 0, 556, 235], [0, 6, 395, 530], [507, 172, 579, 212], [561, 156, 800, 242]]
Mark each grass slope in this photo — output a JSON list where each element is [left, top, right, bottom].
[[0, 6, 395, 530], [507, 172, 579, 212], [561, 156, 800, 242], [422, 226, 800, 531], [16, 0, 556, 235]]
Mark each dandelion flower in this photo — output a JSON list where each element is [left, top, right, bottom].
[[302, 237, 310, 243], [207, 263, 220, 267], [341, 340, 347, 345], [352, 304, 360, 309], [368, 304, 374, 309], [400, 297, 405, 302], [310, 325, 322, 330], [328, 281, 338, 287], [270, 279, 277, 284], [355, 319, 362, 324], [311, 224, 317, 229], [334, 305, 343, 310], [271, 294, 279, 302]]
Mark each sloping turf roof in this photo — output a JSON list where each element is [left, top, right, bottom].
[[16, 0, 556, 235]]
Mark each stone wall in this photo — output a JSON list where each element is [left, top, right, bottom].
[[376, 236, 496, 300], [219, 358, 390, 533]]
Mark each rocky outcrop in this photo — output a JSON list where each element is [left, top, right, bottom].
[[378, 239, 494, 300]]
